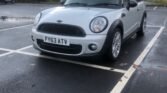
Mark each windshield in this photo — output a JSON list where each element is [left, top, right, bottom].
[[64, 0, 122, 7]]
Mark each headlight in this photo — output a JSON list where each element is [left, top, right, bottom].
[[34, 13, 42, 26], [90, 16, 108, 33]]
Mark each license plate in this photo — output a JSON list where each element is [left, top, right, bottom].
[[44, 36, 70, 46]]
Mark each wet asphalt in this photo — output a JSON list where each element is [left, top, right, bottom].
[[0, 4, 167, 93]]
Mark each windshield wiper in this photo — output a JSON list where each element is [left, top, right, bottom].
[[90, 3, 120, 7], [65, 3, 88, 6]]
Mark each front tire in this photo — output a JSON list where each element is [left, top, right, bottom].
[[137, 16, 147, 36], [107, 28, 122, 61]]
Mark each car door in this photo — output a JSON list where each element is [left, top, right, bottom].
[[121, 0, 139, 38], [136, 0, 145, 26]]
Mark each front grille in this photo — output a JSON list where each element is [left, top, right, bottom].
[[37, 39, 82, 54], [37, 23, 86, 37]]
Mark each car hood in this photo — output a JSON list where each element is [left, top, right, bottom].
[[39, 6, 122, 35]]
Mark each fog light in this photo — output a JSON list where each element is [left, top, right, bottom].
[[89, 44, 97, 51]]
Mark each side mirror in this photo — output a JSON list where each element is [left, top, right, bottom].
[[129, 1, 137, 8], [60, 0, 66, 5]]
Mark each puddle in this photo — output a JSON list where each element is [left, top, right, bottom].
[[0, 16, 34, 22]]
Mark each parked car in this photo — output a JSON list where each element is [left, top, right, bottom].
[[31, 0, 147, 61], [0, 0, 15, 4]]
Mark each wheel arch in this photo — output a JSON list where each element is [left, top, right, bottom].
[[108, 19, 124, 40], [99, 19, 124, 55]]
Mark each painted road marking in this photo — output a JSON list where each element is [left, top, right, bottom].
[[0, 25, 162, 74], [0, 25, 163, 76], [110, 27, 165, 93], [0, 51, 14, 57], [0, 24, 33, 32], [153, 6, 158, 10], [164, 17, 167, 26], [0, 47, 126, 74], [0, 45, 33, 57], [146, 25, 162, 28], [17, 45, 33, 51], [16, 51, 127, 74], [0, 48, 14, 52]]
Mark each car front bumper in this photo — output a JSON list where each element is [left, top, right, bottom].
[[32, 29, 106, 56]]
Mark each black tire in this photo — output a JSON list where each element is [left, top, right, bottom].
[[106, 28, 122, 61], [137, 15, 147, 36]]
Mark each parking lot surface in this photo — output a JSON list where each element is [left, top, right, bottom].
[[0, 4, 167, 93]]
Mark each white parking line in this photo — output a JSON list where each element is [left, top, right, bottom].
[[17, 45, 33, 51], [146, 25, 162, 28], [153, 6, 158, 10], [19, 51, 127, 73], [0, 51, 14, 57], [16, 50, 127, 73], [0, 45, 33, 57], [0, 24, 163, 75], [0, 47, 127, 74], [0, 45, 33, 52], [110, 27, 165, 93], [0, 24, 33, 32], [0, 45, 32, 57], [0, 48, 13, 52]]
